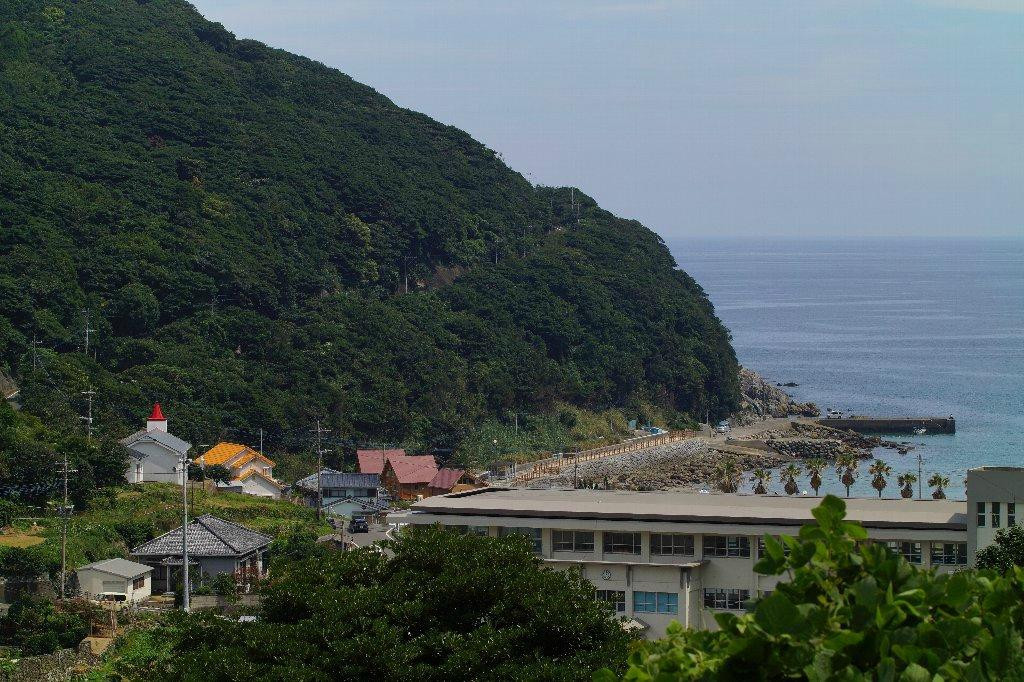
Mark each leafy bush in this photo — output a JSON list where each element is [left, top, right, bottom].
[[977, 524, 1024, 574], [600, 496, 1024, 680], [113, 526, 630, 680], [0, 595, 91, 655]]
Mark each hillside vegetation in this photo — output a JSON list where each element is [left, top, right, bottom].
[[0, 0, 738, 471]]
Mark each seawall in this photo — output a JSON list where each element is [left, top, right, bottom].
[[816, 417, 955, 434]]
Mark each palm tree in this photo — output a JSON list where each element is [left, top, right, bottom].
[[868, 459, 892, 498], [836, 454, 859, 498], [781, 463, 801, 495], [750, 468, 772, 495], [897, 472, 917, 499], [805, 458, 826, 496], [928, 473, 950, 499], [716, 459, 742, 493]]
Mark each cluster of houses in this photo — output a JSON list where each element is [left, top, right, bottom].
[[119, 403, 478, 508], [69, 404, 481, 605]]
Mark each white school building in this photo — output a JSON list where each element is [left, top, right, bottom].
[[409, 466, 1022, 639]]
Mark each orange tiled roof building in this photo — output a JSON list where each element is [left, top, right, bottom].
[[195, 442, 283, 499]]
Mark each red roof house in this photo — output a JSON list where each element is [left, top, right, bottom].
[[428, 468, 468, 496], [356, 449, 407, 475], [380, 455, 439, 500]]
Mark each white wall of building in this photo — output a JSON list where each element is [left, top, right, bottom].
[[413, 510, 968, 639], [76, 569, 152, 603]]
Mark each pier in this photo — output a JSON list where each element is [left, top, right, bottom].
[[816, 416, 955, 434]]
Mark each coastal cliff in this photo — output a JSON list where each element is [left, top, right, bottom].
[[737, 368, 820, 422]]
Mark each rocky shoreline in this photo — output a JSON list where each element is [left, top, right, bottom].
[[519, 369, 918, 493], [736, 367, 819, 423]]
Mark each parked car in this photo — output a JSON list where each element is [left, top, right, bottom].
[[715, 421, 731, 433], [348, 516, 369, 533]]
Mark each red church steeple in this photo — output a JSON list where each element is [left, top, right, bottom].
[[147, 402, 168, 432]]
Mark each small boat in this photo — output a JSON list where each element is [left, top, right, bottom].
[[913, 427, 927, 435]]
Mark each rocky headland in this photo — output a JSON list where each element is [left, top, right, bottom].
[[737, 367, 820, 423]]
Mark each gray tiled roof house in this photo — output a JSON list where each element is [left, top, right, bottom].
[[295, 469, 380, 491], [132, 514, 272, 558]]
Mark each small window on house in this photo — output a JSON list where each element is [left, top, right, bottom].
[[977, 502, 986, 527], [498, 527, 542, 553], [930, 542, 967, 566], [1009, 503, 1016, 526], [992, 502, 1001, 528], [603, 532, 641, 555], [757, 536, 793, 557], [703, 535, 751, 558], [553, 530, 595, 552], [595, 589, 626, 612], [468, 526, 489, 537], [702, 588, 750, 610], [885, 541, 922, 564], [132, 576, 145, 590], [633, 591, 678, 614], [651, 533, 694, 556]]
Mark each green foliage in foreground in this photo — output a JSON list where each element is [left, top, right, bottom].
[[601, 495, 1024, 681], [98, 527, 630, 681], [0, 595, 94, 655], [0, 0, 738, 473]]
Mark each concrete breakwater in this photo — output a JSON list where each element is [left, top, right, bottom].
[[816, 417, 955, 434]]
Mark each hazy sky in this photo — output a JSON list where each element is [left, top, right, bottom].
[[191, 0, 1023, 239]]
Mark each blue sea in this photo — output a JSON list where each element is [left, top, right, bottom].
[[669, 238, 1024, 500]]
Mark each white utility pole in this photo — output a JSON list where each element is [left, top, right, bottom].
[[179, 451, 191, 612], [80, 387, 95, 442], [312, 421, 330, 521], [82, 310, 96, 356], [56, 453, 76, 600]]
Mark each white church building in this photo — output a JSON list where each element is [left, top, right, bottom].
[[120, 403, 191, 485]]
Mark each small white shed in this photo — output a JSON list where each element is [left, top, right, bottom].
[[76, 558, 153, 602]]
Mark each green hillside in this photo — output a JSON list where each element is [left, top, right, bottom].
[[0, 0, 738, 471]]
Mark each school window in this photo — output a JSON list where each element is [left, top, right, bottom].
[[1009, 503, 1016, 526], [468, 526, 489, 537], [633, 591, 678, 614], [595, 589, 626, 613], [992, 502, 1001, 528], [703, 535, 751, 558], [977, 502, 986, 527], [930, 542, 967, 566], [703, 588, 750, 610], [603, 532, 642, 555], [553, 530, 595, 553], [498, 527, 542, 553], [651, 533, 694, 556], [757, 536, 793, 557], [886, 540, 923, 564], [132, 576, 145, 590]]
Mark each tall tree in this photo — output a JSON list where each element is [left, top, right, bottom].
[[868, 459, 892, 498], [781, 463, 801, 496], [897, 472, 917, 499], [805, 458, 826, 496], [835, 454, 859, 498], [928, 473, 950, 499]]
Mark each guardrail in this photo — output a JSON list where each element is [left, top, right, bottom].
[[503, 430, 697, 485]]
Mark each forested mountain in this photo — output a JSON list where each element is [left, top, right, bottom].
[[0, 0, 738, 470]]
